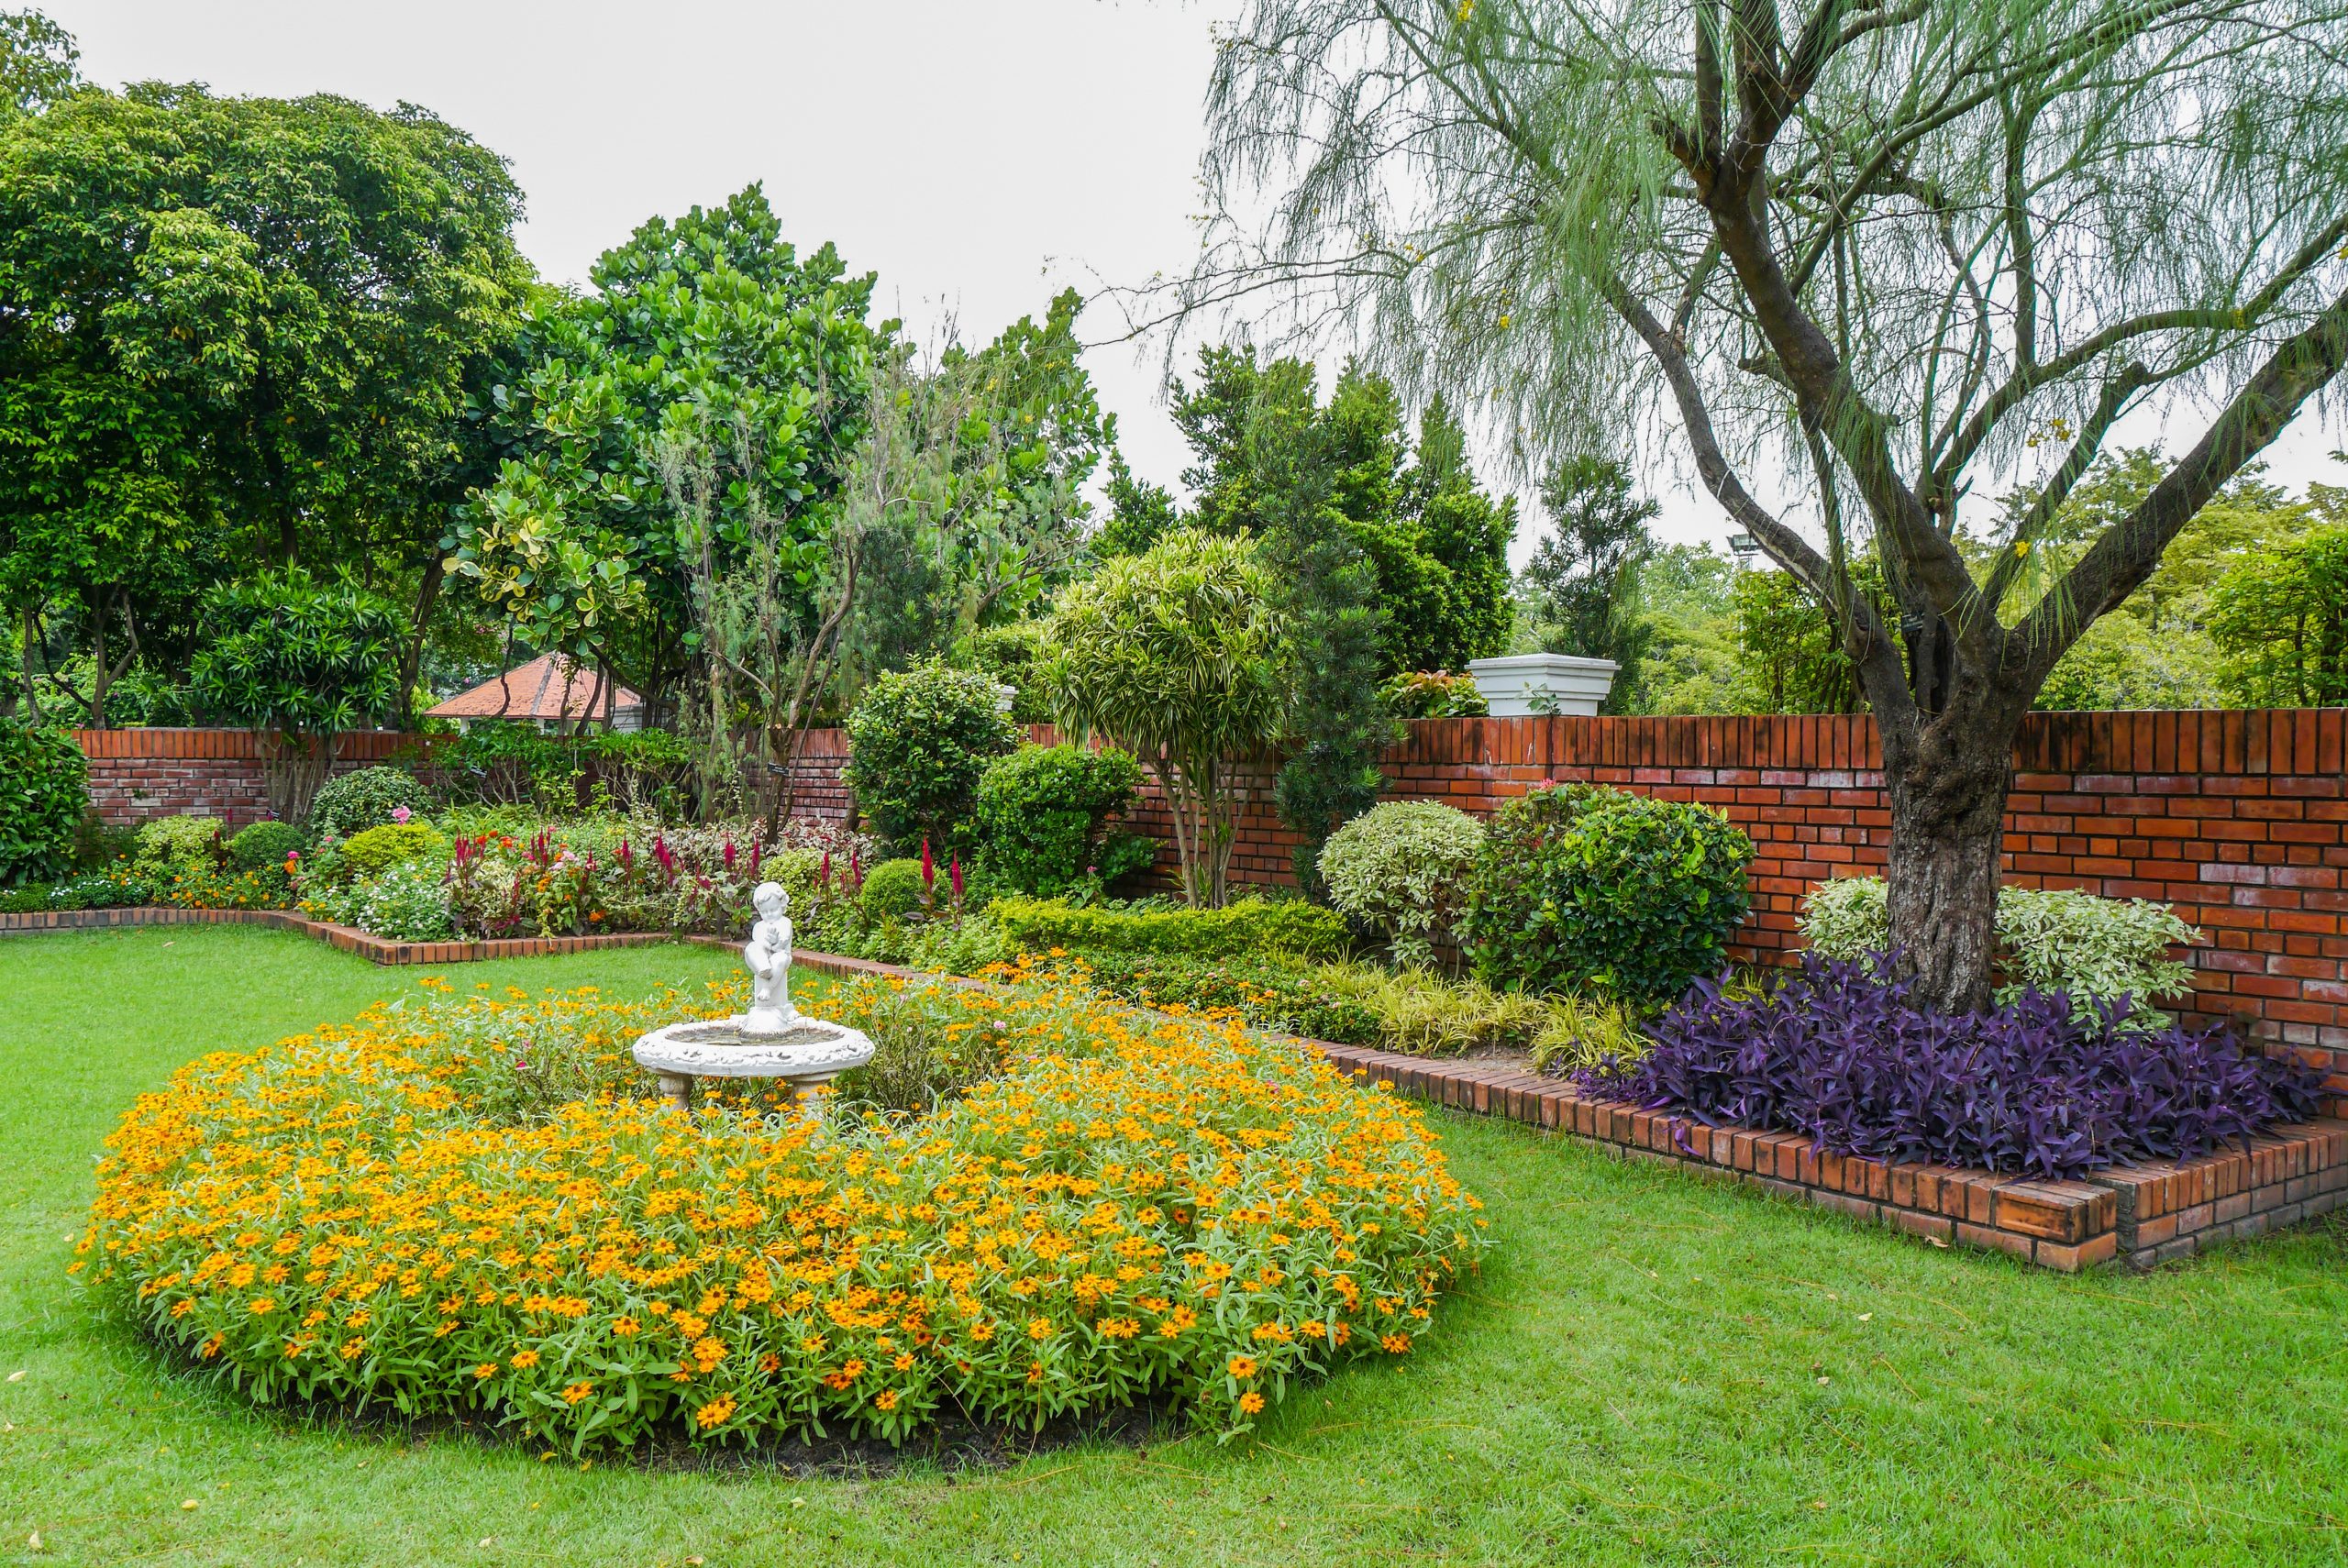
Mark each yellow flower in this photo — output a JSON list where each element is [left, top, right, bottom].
[[1238, 1391, 1265, 1414], [1226, 1355, 1257, 1380], [510, 1349, 539, 1369]]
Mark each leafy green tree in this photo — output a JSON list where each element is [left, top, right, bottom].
[[2210, 525, 2348, 707], [1523, 458, 1658, 712], [0, 8, 75, 122], [453, 186, 880, 716], [0, 72, 531, 724], [1148, 347, 1513, 678], [188, 570, 405, 821], [1193, 0, 2348, 1010], [1039, 529, 1289, 907]]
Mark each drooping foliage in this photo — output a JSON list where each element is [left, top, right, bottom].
[[1189, 0, 2348, 1013], [1039, 529, 1289, 906]]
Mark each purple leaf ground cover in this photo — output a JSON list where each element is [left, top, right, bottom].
[[1575, 953, 2325, 1180]]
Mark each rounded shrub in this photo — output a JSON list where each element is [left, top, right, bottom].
[[227, 820, 306, 872], [844, 664, 1020, 855], [338, 823, 448, 878], [307, 765, 431, 840], [134, 816, 226, 876], [1317, 801, 1486, 966], [1800, 876, 2198, 1028], [0, 719, 89, 886], [82, 975, 1488, 1449], [859, 856, 928, 921], [1460, 784, 1753, 1005], [974, 743, 1147, 896]]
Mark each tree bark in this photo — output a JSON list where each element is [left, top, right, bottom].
[[1877, 701, 2016, 1013]]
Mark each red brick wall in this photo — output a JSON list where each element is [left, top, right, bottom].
[[75, 728, 426, 829], [77, 713, 2348, 1080], [1062, 711, 2348, 1077]]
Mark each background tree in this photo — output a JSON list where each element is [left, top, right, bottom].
[[451, 186, 879, 722], [1522, 458, 1658, 712], [0, 64, 532, 725], [2209, 524, 2348, 708], [1039, 529, 1289, 907], [0, 7, 75, 122], [187, 570, 404, 821], [1190, 0, 2348, 1010]]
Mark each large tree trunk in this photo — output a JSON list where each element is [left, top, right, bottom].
[[1872, 681, 2029, 1014]]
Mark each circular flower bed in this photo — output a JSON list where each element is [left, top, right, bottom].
[[78, 974, 1487, 1451]]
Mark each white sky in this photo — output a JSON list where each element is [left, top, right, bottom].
[[42, 0, 2348, 563]]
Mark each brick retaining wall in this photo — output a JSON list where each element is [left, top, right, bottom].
[[75, 728, 426, 830], [70, 710, 2348, 1081]]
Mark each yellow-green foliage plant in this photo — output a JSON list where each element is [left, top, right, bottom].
[[79, 973, 1488, 1451]]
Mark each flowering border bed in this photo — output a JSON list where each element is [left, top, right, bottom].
[[77, 972, 1488, 1452]]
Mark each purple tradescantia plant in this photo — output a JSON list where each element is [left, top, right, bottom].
[[1576, 952, 2324, 1180]]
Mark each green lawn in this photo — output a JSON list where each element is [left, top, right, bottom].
[[3, 926, 2344, 1566]]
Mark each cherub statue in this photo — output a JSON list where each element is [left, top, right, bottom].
[[741, 881, 796, 1033]]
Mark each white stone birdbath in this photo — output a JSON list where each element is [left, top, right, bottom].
[[631, 880, 873, 1118]]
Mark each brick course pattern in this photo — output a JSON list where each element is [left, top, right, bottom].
[[74, 711, 2348, 1080], [0, 905, 675, 966], [74, 728, 429, 832], [1303, 1042, 2348, 1272]]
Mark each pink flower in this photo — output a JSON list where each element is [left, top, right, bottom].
[[392, 806, 412, 825], [920, 837, 935, 892]]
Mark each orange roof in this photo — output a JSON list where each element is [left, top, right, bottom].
[[426, 656, 642, 722]]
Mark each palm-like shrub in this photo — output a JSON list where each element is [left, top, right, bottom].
[[1039, 530, 1288, 906], [188, 570, 405, 822], [1317, 801, 1485, 966]]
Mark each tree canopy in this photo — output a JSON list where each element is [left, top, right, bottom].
[[0, 71, 532, 722], [1188, 0, 2348, 1008]]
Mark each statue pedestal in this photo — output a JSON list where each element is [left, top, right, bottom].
[[631, 1016, 874, 1122]]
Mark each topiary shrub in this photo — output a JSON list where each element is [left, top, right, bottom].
[[338, 823, 448, 879], [308, 765, 431, 840], [859, 857, 929, 922], [844, 664, 1020, 856], [0, 718, 88, 886], [1460, 783, 1753, 1005], [1800, 876, 2198, 1028], [226, 820, 306, 872], [1317, 801, 1486, 966], [991, 894, 1346, 961], [973, 743, 1148, 897]]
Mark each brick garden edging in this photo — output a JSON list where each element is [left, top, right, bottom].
[[1306, 1043, 2348, 1272], [12, 911, 2341, 1271], [0, 905, 676, 966]]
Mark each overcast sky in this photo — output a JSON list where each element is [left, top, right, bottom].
[[41, 0, 2348, 560]]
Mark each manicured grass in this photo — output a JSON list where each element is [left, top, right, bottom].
[[4, 925, 2346, 1566]]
